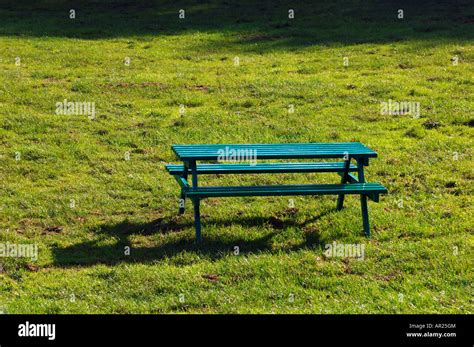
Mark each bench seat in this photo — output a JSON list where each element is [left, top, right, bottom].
[[186, 183, 387, 198], [166, 162, 357, 175]]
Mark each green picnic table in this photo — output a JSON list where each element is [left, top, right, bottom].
[[166, 142, 387, 241]]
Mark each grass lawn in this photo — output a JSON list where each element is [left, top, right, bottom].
[[0, 0, 472, 313]]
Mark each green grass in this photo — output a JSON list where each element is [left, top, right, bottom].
[[0, 0, 473, 313]]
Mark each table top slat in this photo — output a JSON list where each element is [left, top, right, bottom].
[[172, 142, 377, 160]]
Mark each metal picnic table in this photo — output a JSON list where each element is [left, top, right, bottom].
[[166, 142, 387, 241]]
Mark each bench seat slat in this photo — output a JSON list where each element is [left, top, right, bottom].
[[186, 183, 387, 198], [166, 162, 357, 175]]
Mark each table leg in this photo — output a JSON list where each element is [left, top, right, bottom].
[[357, 158, 370, 236], [189, 161, 202, 241], [336, 158, 351, 210], [179, 163, 188, 214]]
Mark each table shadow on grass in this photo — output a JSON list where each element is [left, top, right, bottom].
[[50, 210, 332, 267]]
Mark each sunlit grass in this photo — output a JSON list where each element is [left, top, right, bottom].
[[0, 0, 472, 313]]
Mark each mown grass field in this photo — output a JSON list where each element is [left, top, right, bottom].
[[0, 0, 473, 313]]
